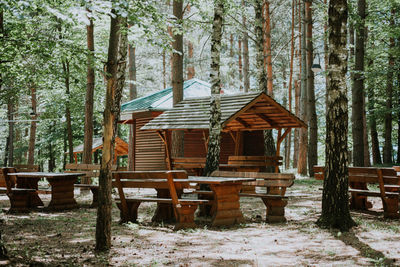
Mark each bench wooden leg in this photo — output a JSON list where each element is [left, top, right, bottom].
[[262, 198, 288, 223], [116, 201, 141, 223], [8, 192, 32, 213], [210, 184, 244, 226], [383, 197, 399, 219], [350, 194, 373, 210], [90, 187, 99, 208], [174, 204, 198, 230]]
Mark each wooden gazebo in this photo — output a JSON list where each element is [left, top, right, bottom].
[[141, 91, 307, 171], [71, 136, 128, 163]]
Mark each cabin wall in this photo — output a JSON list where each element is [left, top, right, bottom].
[[182, 130, 234, 163], [135, 117, 166, 170]]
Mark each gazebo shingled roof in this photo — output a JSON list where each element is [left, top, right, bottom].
[[141, 91, 306, 131]]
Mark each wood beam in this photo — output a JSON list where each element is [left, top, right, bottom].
[[157, 130, 172, 170], [235, 117, 251, 128], [256, 113, 277, 128]]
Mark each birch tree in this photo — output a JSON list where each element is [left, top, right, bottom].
[[317, 0, 355, 231], [203, 0, 224, 176]]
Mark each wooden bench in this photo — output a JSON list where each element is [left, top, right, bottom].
[[0, 167, 37, 213], [211, 170, 295, 223], [65, 163, 102, 208], [313, 165, 400, 218], [112, 170, 209, 230], [219, 156, 283, 173], [170, 157, 206, 176], [14, 164, 40, 172]]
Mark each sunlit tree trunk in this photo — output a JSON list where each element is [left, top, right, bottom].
[[241, 0, 250, 92], [28, 85, 37, 165], [83, 6, 95, 166], [317, 0, 355, 231], [171, 0, 184, 158], [187, 41, 195, 79], [96, 9, 128, 251], [203, 0, 224, 177], [128, 43, 137, 170], [297, 0, 308, 175]]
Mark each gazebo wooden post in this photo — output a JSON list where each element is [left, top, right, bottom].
[[276, 128, 292, 172], [157, 130, 172, 170], [74, 153, 78, 164]]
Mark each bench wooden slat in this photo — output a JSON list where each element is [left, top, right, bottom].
[[239, 193, 288, 199], [314, 165, 400, 218]]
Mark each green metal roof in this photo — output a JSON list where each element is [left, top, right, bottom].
[[120, 78, 211, 113]]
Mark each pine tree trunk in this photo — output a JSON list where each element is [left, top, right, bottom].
[[367, 68, 382, 165], [306, 0, 317, 176], [383, 8, 395, 164], [203, 0, 224, 177], [171, 0, 184, 158], [28, 85, 37, 165], [286, 0, 295, 169], [293, 80, 300, 168], [187, 41, 195, 79], [6, 101, 14, 166], [297, 0, 308, 176], [317, 0, 355, 231], [96, 11, 128, 251], [228, 34, 235, 88], [61, 59, 74, 164], [128, 43, 137, 170], [241, 0, 250, 92], [351, 0, 365, 167], [263, 1, 273, 95], [83, 8, 95, 165], [238, 38, 243, 90], [162, 50, 167, 89], [397, 70, 400, 164]]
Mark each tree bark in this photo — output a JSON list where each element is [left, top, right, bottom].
[[28, 85, 37, 165], [6, 101, 14, 167], [285, 0, 295, 169], [171, 0, 184, 158], [162, 50, 167, 89], [397, 70, 400, 164], [238, 38, 243, 90], [317, 0, 355, 231], [263, 1, 273, 95], [83, 7, 95, 165], [351, 0, 365, 167], [306, 0, 317, 176], [241, 0, 250, 92], [297, 0, 308, 176], [62, 60, 74, 164], [96, 10, 128, 251], [367, 63, 382, 165], [187, 41, 195, 79], [128, 43, 137, 170], [203, 0, 224, 177], [293, 80, 300, 168], [383, 8, 395, 164]]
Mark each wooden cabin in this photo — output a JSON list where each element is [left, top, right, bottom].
[[119, 79, 214, 170]]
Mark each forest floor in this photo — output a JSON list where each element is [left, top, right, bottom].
[[1, 176, 400, 267]]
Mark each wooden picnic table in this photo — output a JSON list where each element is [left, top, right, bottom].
[[112, 171, 254, 227], [9, 172, 85, 211], [186, 176, 255, 226]]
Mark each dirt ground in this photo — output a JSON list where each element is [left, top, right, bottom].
[[1, 177, 399, 266]]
